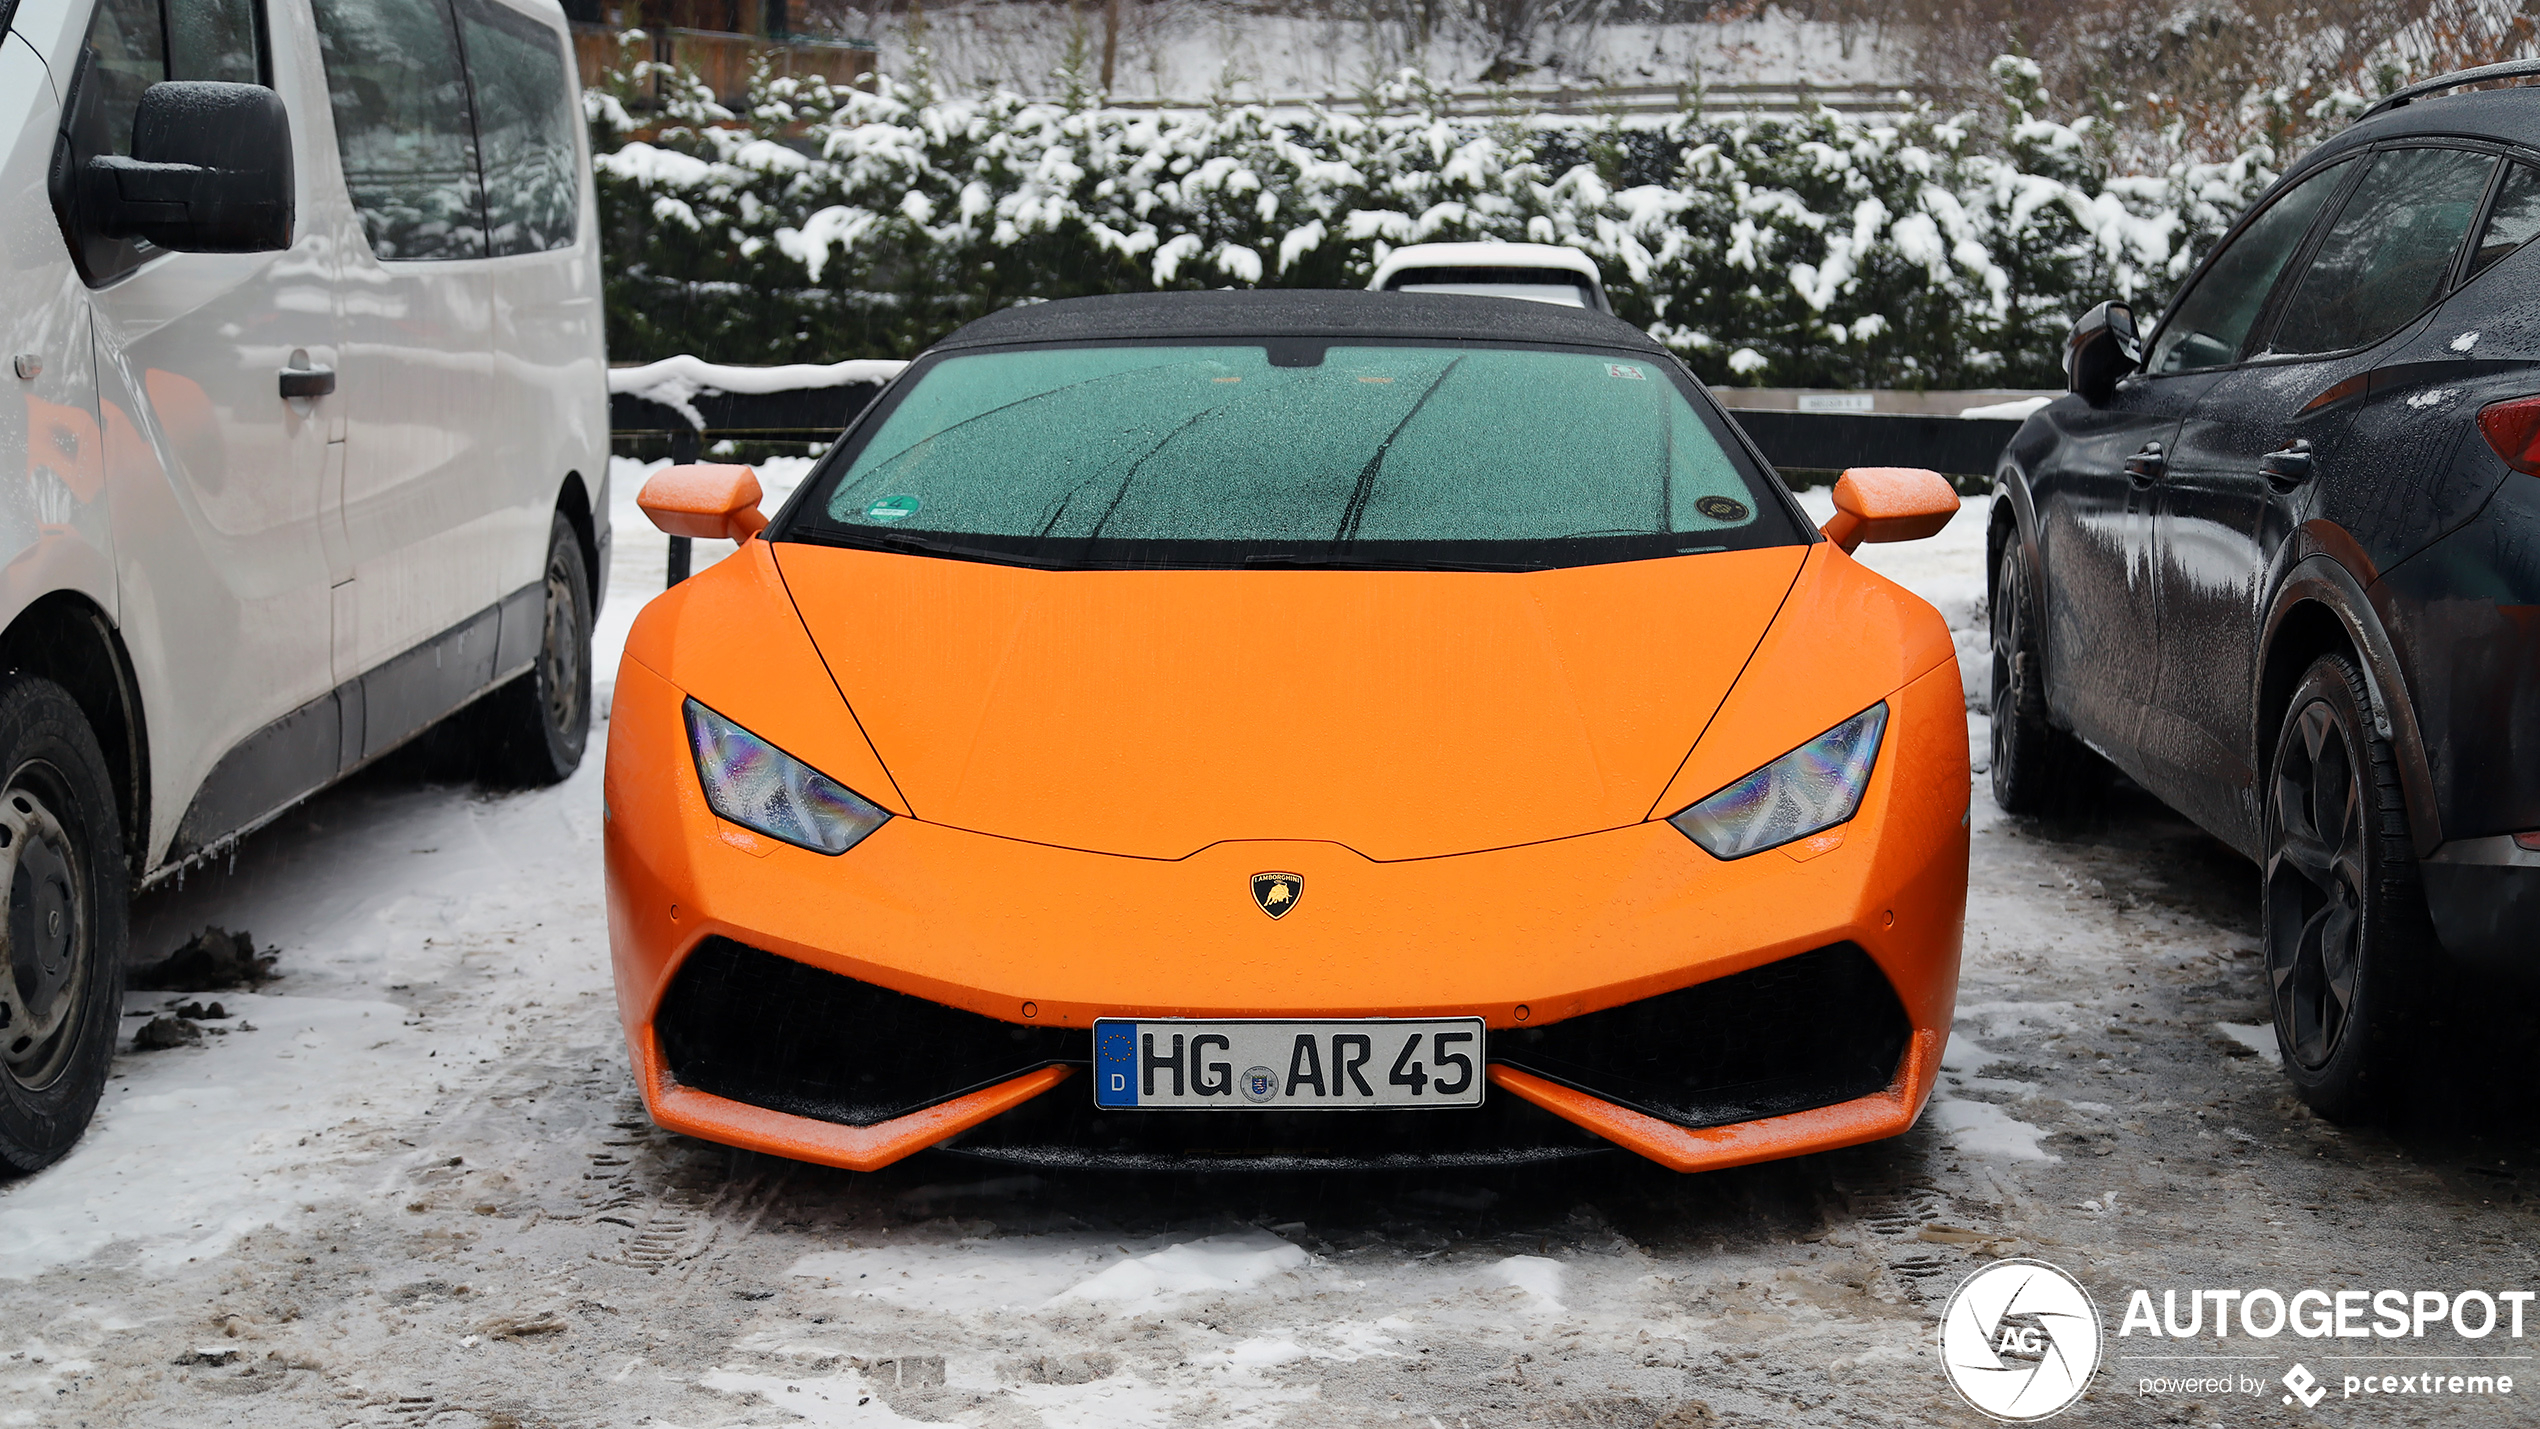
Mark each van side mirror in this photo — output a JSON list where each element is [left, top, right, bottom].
[[81, 82, 293, 252], [2065, 299, 2139, 405], [1820, 467, 1959, 553], [639, 464, 768, 544]]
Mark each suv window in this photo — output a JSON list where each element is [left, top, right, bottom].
[[2466, 162, 2540, 283], [457, 0, 579, 255], [2146, 159, 2352, 375], [310, 0, 487, 260], [51, 0, 266, 282], [2271, 147, 2496, 357]]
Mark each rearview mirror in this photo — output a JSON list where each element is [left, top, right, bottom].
[[639, 464, 768, 544], [82, 81, 293, 252], [1820, 467, 1958, 553], [2065, 299, 2139, 405]]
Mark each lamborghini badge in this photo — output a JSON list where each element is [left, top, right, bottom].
[[1250, 872, 1303, 919]]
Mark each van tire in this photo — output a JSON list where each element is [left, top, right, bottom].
[[482, 512, 594, 787], [0, 677, 130, 1173]]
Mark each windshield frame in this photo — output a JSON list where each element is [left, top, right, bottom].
[[770, 335, 1814, 572]]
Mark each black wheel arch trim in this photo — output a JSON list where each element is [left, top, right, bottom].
[[2258, 554, 2441, 859]]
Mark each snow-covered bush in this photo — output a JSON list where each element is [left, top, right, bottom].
[[588, 51, 2282, 388]]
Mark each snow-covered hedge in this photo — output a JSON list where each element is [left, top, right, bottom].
[[588, 53, 2282, 389]]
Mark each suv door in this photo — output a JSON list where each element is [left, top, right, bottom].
[[308, 0, 508, 757], [50, 0, 352, 862], [2151, 145, 2500, 848], [2028, 158, 2352, 769]]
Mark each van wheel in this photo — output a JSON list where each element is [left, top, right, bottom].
[[482, 512, 593, 787], [1988, 540, 2101, 813], [2264, 653, 2432, 1121], [0, 677, 129, 1173]]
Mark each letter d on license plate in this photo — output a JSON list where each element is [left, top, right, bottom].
[[1092, 1018, 1486, 1110]]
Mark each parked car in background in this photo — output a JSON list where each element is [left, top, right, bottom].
[[1990, 62, 2540, 1117], [0, 0, 609, 1170], [1367, 241, 1612, 311]]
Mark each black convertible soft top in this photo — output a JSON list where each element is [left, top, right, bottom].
[[929, 289, 1668, 354]]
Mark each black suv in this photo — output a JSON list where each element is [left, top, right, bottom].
[[1990, 61, 2540, 1116]]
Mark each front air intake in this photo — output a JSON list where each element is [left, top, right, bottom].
[[655, 938, 1083, 1126], [1491, 942, 1911, 1128]]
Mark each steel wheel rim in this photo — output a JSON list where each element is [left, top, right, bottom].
[[2266, 698, 2367, 1071], [538, 546, 584, 739], [0, 770, 90, 1092]]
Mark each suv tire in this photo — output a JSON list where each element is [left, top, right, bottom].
[[1989, 539, 2102, 813], [481, 511, 594, 787], [0, 677, 130, 1173], [2263, 652, 2434, 1120]]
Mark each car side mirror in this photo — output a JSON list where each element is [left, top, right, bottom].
[[640, 464, 768, 544], [81, 81, 294, 252], [1820, 467, 1959, 554], [2065, 299, 2139, 405]]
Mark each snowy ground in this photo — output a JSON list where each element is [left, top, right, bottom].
[[6, 469, 2540, 1426]]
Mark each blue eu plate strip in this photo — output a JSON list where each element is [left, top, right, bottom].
[[1094, 1021, 1138, 1107]]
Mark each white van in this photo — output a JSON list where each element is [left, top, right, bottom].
[[1, 0, 608, 1168]]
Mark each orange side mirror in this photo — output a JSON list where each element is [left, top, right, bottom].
[[1819, 466, 1959, 554], [638, 463, 768, 544]]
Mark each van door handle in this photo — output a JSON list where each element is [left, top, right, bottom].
[[279, 365, 335, 399], [2124, 441, 2166, 485], [2260, 438, 2313, 490]]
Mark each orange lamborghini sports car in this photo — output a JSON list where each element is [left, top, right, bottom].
[[604, 291, 1970, 1174]]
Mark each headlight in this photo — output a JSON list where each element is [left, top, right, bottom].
[[684, 700, 891, 854], [1666, 703, 1888, 859]]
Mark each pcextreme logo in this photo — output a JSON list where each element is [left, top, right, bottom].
[[1938, 1259, 2103, 1421]]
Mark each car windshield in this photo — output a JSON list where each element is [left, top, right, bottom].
[[784, 341, 1804, 570]]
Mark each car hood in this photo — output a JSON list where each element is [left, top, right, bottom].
[[771, 543, 1808, 860]]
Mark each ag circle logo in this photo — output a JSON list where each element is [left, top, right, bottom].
[[1938, 1258, 2102, 1421]]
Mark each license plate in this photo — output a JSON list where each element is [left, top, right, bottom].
[[1092, 1018, 1486, 1110]]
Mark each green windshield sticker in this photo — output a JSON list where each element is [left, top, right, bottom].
[[866, 494, 922, 522]]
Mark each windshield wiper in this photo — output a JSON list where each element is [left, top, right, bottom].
[[1239, 552, 1546, 573], [836, 530, 1079, 568]]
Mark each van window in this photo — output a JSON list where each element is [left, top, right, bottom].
[[310, 0, 488, 260], [53, 0, 267, 282], [2270, 146, 2496, 357], [458, 0, 580, 255]]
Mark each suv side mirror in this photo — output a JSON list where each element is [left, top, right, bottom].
[[81, 82, 293, 252], [2065, 299, 2139, 405]]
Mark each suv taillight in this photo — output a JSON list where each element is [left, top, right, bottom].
[[2478, 395, 2540, 475], [2516, 832, 2540, 853]]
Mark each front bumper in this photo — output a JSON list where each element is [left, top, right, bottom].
[[603, 653, 1968, 1173]]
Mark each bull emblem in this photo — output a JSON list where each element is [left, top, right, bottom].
[[1250, 872, 1303, 919]]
